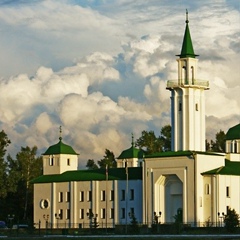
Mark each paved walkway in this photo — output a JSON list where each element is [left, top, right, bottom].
[[43, 234, 240, 239], [1, 234, 240, 239]]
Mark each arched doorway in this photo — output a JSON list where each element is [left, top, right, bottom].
[[165, 175, 183, 222], [155, 174, 183, 223]]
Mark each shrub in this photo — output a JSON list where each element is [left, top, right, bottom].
[[224, 208, 239, 232]]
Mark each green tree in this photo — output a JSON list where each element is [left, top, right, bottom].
[[224, 208, 239, 232], [135, 130, 162, 154], [160, 125, 171, 151], [206, 130, 226, 152], [86, 159, 99, 169], [129, 213, 139, 234], [135, 125, 171, 154], [8, 146, 42, 221], [0, 130, 11, 221], [173, 208, 183, 223], [0, 130, 11, 198], [97, 149, 116, 169], [212, 130, 226, 152]]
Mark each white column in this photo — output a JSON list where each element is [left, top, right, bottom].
[[183, 167, 187, 223], [51, 182, 56, 228]]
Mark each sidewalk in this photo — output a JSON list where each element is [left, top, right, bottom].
[[43, 234, 240, 239]]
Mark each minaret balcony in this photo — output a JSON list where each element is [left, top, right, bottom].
[[166, 79, 209, 89]]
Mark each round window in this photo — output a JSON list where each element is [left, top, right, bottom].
[[40, 199, 50, 209]]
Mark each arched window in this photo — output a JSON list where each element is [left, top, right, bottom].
[[179, 102, 182, 111], [205, 184, 211, 195], [234, 141, 237, 153], [49, 155, 54, 166], [191, 66, 194, 84], [182, 66, 186, 84], [195, 103, 198, 111]]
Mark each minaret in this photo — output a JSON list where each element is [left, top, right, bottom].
[[167, 10, 209, 152]]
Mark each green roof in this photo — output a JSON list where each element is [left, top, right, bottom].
[[117, 145, 144, 159], [145, 151, 222, 159], [226, 123, 240, 140], [202, 159, 240, 176], [31, 167, 142, 184], [43, 138, 78, 155], [177, 18, 198, 58]]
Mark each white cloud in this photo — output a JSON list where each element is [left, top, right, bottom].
[[35, 112, 53, 135], [0, 0, 238, 164]]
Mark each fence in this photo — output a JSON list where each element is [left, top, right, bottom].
[[42, 220, 226, 229], [1, 221, 238, 237]]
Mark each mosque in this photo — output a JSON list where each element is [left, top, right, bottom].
[[32, 12, 240, 228]]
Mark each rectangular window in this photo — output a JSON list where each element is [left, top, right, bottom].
[[101, 208, 106, 219], [110, 190, 114, 201], [59, 192, 63, 202], [67, 158, 70, 166], [66, 192, 70, 202], [87, 191, 92, 202], [226, 186, 230, 197], [130, 208, 134, 216], [121, 190, 125, 201], [205, 184, 210, 195], [87, 209, 92, 217], [130, 189, 134, 200], [59, 209, 63, 219], [195, 103, 199, 111], [66, 209, 70, 220], [179, 102, 182, 111], [49, 156, 54, 166], [121, 208, 125, 219], [101, 190, 106, 201], [79, 191, 84, 202], [110, 208, 114, 219], [79, 209, 84, 219]]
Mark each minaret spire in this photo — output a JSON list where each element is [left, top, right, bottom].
[[59, 126, 62, 141], [186, 9, 189, 24], [177, 10, 198, 58], [131, 133, 134, 147]]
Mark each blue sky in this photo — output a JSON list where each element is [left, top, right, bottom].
[[0, 0, 239, 164]]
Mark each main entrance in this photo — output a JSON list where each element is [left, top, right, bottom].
[[155, 174, 183, 223]]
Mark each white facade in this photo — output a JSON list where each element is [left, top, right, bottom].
[[33, 177, 143, 228], [167, 56, 209, 152], [43, 153, 78, 175]]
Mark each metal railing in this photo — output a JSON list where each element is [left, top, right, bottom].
[[42, 220, 228, 229], [166, 79, 209, 89]]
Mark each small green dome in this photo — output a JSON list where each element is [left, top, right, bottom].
[[117, 146, 144, 159], [43, 139, 79, 155], [226, 123, 240, 140]]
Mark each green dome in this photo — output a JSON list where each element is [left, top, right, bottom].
[[117, 146, 144, 159], [43, 138, 79, 155], [226, 123, 240, 140]]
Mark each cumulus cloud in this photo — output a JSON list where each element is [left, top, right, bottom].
[[0, 1, 239, 165]]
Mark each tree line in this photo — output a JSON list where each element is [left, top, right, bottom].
[[0, 130, 42, 226], [0, 126, 226, 225], [86, 125, 226, 169]]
